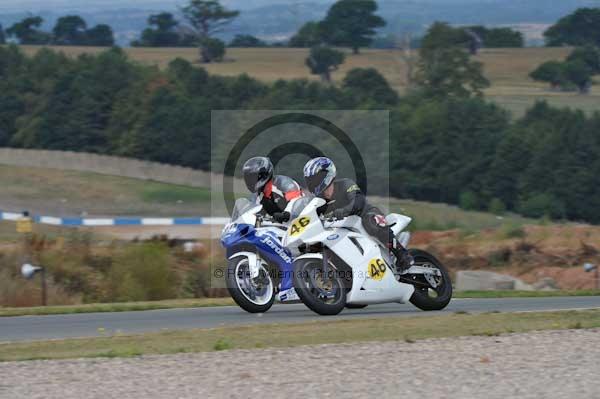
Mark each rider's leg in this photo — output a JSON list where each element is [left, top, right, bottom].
[[361, 212, 413, 270]]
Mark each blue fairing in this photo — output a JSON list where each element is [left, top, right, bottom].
[[221, 223, 294, 291]]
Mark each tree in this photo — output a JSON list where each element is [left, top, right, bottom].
[[305, 46, 345, 82], [199, 37, 225, 62], [544, 8, 600, 47], [52, 15, 87, 45], [181, 0, 239, 62], [133, 13, 182, 47], [567, 45, 600, 74], [420, 22, 470, 59], [229, 34, 266, 47], [518, 193, 565, 219], [289, 21, 324, 47], [342, 68, 398, 105], [467, 26, 524, 48], [417, 47, 490, 98], [417, 22, 490, 97], [0, 25, 5, 44], [530, 49, 595, 93], [320, 0, 385, 54], [6, 16, 51, 44], [485, 27, 524, 48], [562, 60, 593, 94], [530, 61, 566, 89], [85, 24, 114, 46]]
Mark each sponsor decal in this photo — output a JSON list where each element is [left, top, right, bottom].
[[327, 233, 340, 240], [261, 236, 292, 263], [346, 184, 360, 193], [278, 288, 300, 302], [367, 258, 387, 281]]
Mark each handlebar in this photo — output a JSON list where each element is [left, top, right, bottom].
[[322, 213, 347, 223]]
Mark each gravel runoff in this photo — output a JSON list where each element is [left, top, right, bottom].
[[1, 328, 599, 399]]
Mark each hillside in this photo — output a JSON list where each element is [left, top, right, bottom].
[[18, 45, 600, 117], [0, 164, 531, 230]]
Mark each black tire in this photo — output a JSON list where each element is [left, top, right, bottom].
[[226, 256, 275, 313], [293, 258, 346, 316], [407, 249, 452, 311], [345, 304, 368, 309]]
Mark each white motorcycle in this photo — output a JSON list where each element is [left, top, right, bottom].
[[282, 197, 452, 315]]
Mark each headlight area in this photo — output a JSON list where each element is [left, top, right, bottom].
[[298, 243, 323, 254]]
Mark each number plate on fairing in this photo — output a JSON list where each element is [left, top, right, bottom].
[[288, 216, 310, 236], [367, 258, 387, 281]]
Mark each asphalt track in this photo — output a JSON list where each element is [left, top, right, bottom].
[[1, 296, 599, 342]]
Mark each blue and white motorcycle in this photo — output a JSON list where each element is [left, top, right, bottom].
[[221, 198, 299, 313]]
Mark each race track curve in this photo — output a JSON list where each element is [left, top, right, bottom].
[[1, 296, 599, 342]]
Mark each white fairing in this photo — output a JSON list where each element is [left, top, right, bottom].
[[386, 214, 412, 237], [285, 198, 415, 305]]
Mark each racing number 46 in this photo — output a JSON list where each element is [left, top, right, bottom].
[[289, 217, 310, 236], [368, 258, 386, 281]]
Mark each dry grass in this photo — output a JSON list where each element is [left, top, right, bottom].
[[1, 309, 598, 361], [378, 197, 533, 231], [0, 164, 211, 217], [0, 165, 533, 232], [18, 45, 600, 117], [0, 298, 234, 317]]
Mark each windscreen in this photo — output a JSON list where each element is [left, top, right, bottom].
[[230, 197, 256, 221], [288, 196, 315, 220]]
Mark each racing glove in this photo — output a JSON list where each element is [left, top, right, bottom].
[[273, 211, 290, 223], [332, 208, 348, 220]]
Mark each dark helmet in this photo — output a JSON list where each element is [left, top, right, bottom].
[[242, 157, 274, 193], [303, 157, 337, 196]]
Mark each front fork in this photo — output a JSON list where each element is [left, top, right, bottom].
[[322, 248, 330, 283]]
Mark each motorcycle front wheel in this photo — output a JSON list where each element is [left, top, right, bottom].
[[226, 255, 275, 313], [293, 258, 347, 315]]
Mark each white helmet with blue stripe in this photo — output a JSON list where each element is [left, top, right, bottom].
[[303, 157, 336, 196]]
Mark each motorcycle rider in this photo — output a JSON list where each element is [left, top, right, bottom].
[[303, 157, 413, 270], [242, 156, 303, 222]]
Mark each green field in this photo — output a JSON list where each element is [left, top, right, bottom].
[[0, 164, 212, 217], [0, 164, 534, 232], [18, 46, 600, 118], [1, 309, 598, 361]]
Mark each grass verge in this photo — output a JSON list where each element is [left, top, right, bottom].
[[2, 291, 598, 317], [0, 309, 598, 362], [453, 290, 600, 298]]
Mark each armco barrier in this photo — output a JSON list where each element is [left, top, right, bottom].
[[0, 211, 229, 226]]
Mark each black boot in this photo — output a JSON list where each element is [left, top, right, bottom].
[[390, 241, 414, 272]]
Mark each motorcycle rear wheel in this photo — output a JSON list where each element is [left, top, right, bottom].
[[407, 249, 452, 311]]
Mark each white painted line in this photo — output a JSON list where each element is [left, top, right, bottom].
[[141, 218, 174, 226], [82, 219, 115, 226], [38, 216, 63, 225], [2, 212, 22, 221], [202, 217, 230, 225]]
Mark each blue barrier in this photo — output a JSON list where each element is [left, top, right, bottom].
[[0, 211, 229, 226]]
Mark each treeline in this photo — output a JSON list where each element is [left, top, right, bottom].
[[529, 8, 600, 95], [530, 45, 600, 93], [1, 15, 114, 46], [1, 45, 599, 223]]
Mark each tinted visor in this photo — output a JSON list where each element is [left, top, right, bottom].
[[244, 171, 260, 193], [305, 170, 328, 195]]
